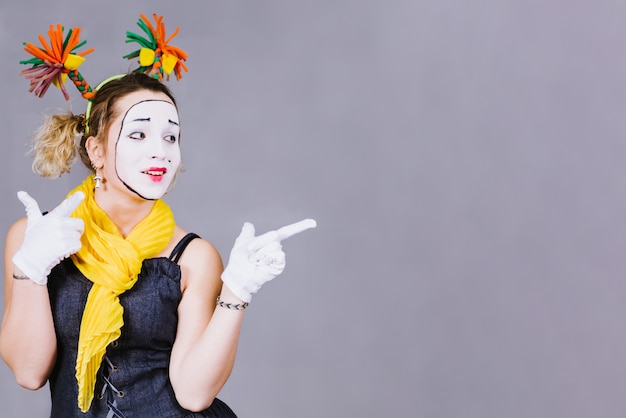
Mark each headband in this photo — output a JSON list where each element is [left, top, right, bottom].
[[19, 13, 188, 104]]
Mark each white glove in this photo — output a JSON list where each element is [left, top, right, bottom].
[[12, 191, 85, 285], [221, 219, 317, 303]]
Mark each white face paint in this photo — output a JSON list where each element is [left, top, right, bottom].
[[115, 99, 181, 200]]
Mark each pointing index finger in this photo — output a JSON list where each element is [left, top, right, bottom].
[[52, 191, 85, 217], [276, 218, 317, 241]]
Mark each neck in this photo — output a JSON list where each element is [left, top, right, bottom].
[[93, 190, 156, 238]]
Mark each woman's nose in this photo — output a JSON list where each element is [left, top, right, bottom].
[[147, 137, 167, 160]]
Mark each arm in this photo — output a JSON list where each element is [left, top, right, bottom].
[[168, 238, 244, 411], [0, 191, 84, 390], [169, 219, 316, 411], [0, 218, 57, 390]]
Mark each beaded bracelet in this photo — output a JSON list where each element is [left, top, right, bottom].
[[216, 295, 248, 310], [12, 273, 30, 280]]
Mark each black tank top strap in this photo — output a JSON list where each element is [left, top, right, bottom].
[[169, 232, 201, 264]]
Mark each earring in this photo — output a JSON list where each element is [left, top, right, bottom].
[[94, 168, 102, 189]]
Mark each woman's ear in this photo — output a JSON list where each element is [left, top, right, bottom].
[[85, 136, 104, 169]]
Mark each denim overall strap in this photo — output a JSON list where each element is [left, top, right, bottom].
[[170, 233, 201, 263]]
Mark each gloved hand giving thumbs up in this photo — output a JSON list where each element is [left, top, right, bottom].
[[221, 219, 317, 303], [12, 191, 85, 285]]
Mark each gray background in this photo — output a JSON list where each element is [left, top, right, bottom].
[[1, 0, 625, 417]]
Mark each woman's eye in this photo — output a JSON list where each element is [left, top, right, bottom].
[[129, 131, 146, 140], [165, 135, 178, 143]]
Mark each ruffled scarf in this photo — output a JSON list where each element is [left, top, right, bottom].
[[68, 175, 175, 412]]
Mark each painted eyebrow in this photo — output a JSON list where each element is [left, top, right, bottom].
[[129, 117, 179, 126]]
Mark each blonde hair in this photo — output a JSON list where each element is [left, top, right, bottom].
[[31, 112, 85, 178]]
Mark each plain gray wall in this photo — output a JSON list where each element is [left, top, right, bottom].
[[1, 0, 626, 417]]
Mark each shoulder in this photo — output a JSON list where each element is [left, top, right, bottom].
[[168, 226, 221, 265], [5, 217, 27, 253], [179, 236, 223, 280], [172, 227, 223, 292], [181, 235, 221, 264]]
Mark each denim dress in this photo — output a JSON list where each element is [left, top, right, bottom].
[[47, 233, 238, 418]]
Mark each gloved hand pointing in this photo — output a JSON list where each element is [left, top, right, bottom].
[[12, 191, 85, 285], [221, 219, 317, 303]]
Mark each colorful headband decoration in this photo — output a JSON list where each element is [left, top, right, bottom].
[[19, 24, 94, 100], [19, 14, 188, 102], [123, 14, 188, 81]]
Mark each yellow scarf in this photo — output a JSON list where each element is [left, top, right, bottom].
[[68, 175, 175, 412]]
